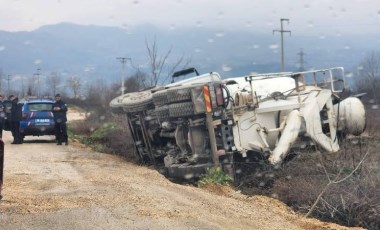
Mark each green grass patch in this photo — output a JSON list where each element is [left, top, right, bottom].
[[198, 166, 232, 187]]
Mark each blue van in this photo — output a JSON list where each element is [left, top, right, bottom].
[[19, 99, 55, 140]]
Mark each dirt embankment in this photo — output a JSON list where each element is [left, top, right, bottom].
[[0, 112, 363, 230]]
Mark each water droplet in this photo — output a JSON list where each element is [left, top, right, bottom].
[[246, 21, 252, 28], [319, 35, 326, 40], [121, 23, 129, 29], [269, 44, 278, 49], [184, 173, 194, 180], [196, 21, 203, 27], [208, 38, 215, 43], [271, 193, 279, 198], [100, 116, 105, 120], [369, 99, 375, 104], [169, 24, 176, 30], [253, 44, 260, 49], [217, 11, 224, 19], [357, 66, 363, 71], [194, 48, 201, 53], [344, 45, 351, 50], [351, 139, 359, 144], [90, 127, 95, 132], [371, 104, 379, 109], [24, 40, 32, 45], [222, 64, 232, 72], [0, 46, 5, 51], [34, 59, 42, 65], [215, 31, 224, 37], [345, 72, 353, 78]]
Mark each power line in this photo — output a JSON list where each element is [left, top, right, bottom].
[[297, 48, 306, 71], [273, 18, 291, 72], [34, 68, 41, 97], [116, 57, 131, 95], [6, 75, 11, 96]]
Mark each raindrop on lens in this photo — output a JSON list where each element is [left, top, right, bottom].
[[269, 44, 278, 49], [194, 48, 201, 53], [222, 64, 232, 72], [215, 32, 224, 37], [371, 104, 379, 109], [184, 173, 194, 180]]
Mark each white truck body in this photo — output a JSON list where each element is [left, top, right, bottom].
[[110, 67, 366, 180]]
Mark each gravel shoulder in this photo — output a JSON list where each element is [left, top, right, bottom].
[[0, 112, 363, 230]]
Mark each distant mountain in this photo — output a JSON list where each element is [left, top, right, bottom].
[[0, 22, 378, 88]]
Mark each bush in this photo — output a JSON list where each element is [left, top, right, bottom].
[[238, 137, 380, 230], [198, 166, 233, 187], [69, 113, 139, 163]]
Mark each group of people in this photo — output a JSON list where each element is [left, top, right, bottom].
[[0, 93, 68, 145]]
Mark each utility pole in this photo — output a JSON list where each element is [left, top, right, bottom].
[[116, 57, 131, 95], [35, 68, 41, 97], [6, 75, 11, 96], [273, 18, 291, 72], [297, 48, 306, 71]]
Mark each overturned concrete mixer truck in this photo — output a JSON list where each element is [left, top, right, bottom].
[[110, 67, 366, 180]]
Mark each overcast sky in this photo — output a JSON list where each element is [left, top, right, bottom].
[[0, 0, 379, 35]]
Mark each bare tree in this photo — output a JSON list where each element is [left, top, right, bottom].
[[145, 37, 190, 87], [27, 74, 36, 96], [47, 72, 61, 97], [67, 75, 81, 98], [356, 51, 380, 104]]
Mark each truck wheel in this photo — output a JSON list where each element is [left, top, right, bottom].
[[152, 90, 168, 107], [155, 105, 170, 120], [112, 90, 154, 113], [167, 86, 194, 103], [169, 102, 201, 118]]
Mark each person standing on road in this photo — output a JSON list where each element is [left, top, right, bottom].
[[52, 94, 68, 145], [9, 95, 23, 144], [0, 95, 5, 138]]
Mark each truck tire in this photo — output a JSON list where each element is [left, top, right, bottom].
[[152, 90, 169, 107], [118, 90, 154, 113], [155, 105, 170, 120], [169, 102, 201, 118], [167, 86, 194, 103]]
